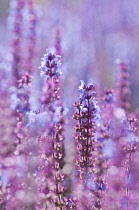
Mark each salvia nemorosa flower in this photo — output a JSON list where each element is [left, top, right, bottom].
[[73, 80, 100, 174], [24, 0, 38, 74], [2, 1, 139, 209], [73, 80, 109, 209], [35, 49, 67, 209], [54, 25, 63, 56], [121, 117, 138, 209], [10, 72, 32, 113], [40, 48, 62, 78], [10, 0, 25, 85], [103, 89, 115, 105], [116, 59, 131, 111]]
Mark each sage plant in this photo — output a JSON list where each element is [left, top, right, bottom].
[[1, 1, 139, 209], [116, 60, 131, 111], [36, 49, 67, 209], [73, 80, 100, 176], [10, 0, 25, 86]]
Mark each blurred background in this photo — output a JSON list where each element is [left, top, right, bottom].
[[1, 0, 139, 110]]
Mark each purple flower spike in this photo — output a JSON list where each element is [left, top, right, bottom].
[[73, 81, 100, 175], [40, 48, 62, 78], [116, 59, 131, 111]]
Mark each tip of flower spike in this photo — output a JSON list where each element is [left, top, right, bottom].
[[45, 48, 61, 60], [78, 80, 85, 90], [115, 59, 130, 72], [46, 47, 54, 54], [115, 58, 129, 65], [78, 80, 94, 91], [40, 48, 62, 78]]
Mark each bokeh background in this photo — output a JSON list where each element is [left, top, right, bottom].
[[1, 0, 139, 110]]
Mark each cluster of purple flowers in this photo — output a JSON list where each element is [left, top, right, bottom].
[[1, 0, 139, 209], [40, 48, 62, 78]]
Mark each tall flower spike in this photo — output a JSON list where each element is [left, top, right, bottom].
[[10, 0, 25, 86], [36, 48, 67, 209], [122, 117, 138, 210], [25, 0, 38, 74], [73, 80, 100, 176], [54, 26, 63, 56], [116, 59, 131, 111], [40, 48, 62, 78], [10, 72, 32, 113]]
